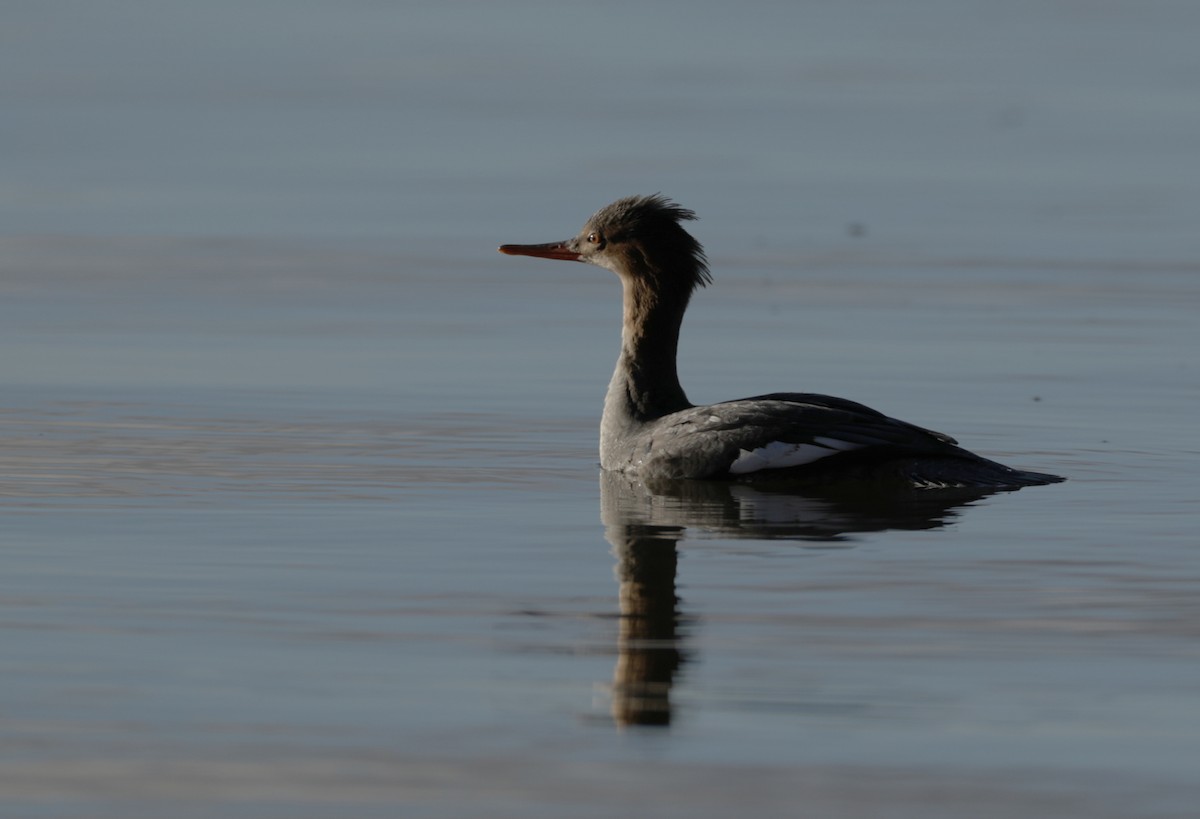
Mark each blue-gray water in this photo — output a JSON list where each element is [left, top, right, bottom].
[[3, 2, 1199, 817]]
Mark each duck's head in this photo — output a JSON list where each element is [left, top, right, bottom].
[[500, 194, 711, 296]]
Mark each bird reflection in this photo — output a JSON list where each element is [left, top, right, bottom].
[[599, 470, 1002, 727], [608, 520, 684, 727]]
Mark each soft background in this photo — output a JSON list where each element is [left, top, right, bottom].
[[2, 2, 1198, 817]]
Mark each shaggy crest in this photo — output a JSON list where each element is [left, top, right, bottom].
[[587, 194, 712, 291]]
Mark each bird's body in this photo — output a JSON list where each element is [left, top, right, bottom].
[[500, 195, 1063, 489]]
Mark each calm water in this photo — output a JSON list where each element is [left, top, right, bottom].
[[3, 2, 1199, 817]]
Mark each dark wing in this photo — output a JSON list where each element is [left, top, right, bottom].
[[734, 392, 959, 446], [648, 393, 970, 479]]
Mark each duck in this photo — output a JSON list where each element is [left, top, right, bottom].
[[500, 194, 1063, 489]]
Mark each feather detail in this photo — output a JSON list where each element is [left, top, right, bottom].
[[729, 439, 863, 475]]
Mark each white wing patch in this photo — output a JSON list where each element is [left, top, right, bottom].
[[813, 436, 861, 451], [728, 437, 863, 475]]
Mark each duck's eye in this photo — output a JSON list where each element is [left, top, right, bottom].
[[587, 232, 602, 245]]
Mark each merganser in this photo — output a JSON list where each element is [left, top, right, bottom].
[[499, 194, 1064, 489]]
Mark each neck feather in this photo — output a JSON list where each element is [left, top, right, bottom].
[[606, 277, 692, 422]]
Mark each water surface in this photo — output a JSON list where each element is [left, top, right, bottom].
[[3, 2, 1199, 817]]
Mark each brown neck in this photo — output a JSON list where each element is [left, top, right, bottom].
[[610, 277, 692, 421]]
